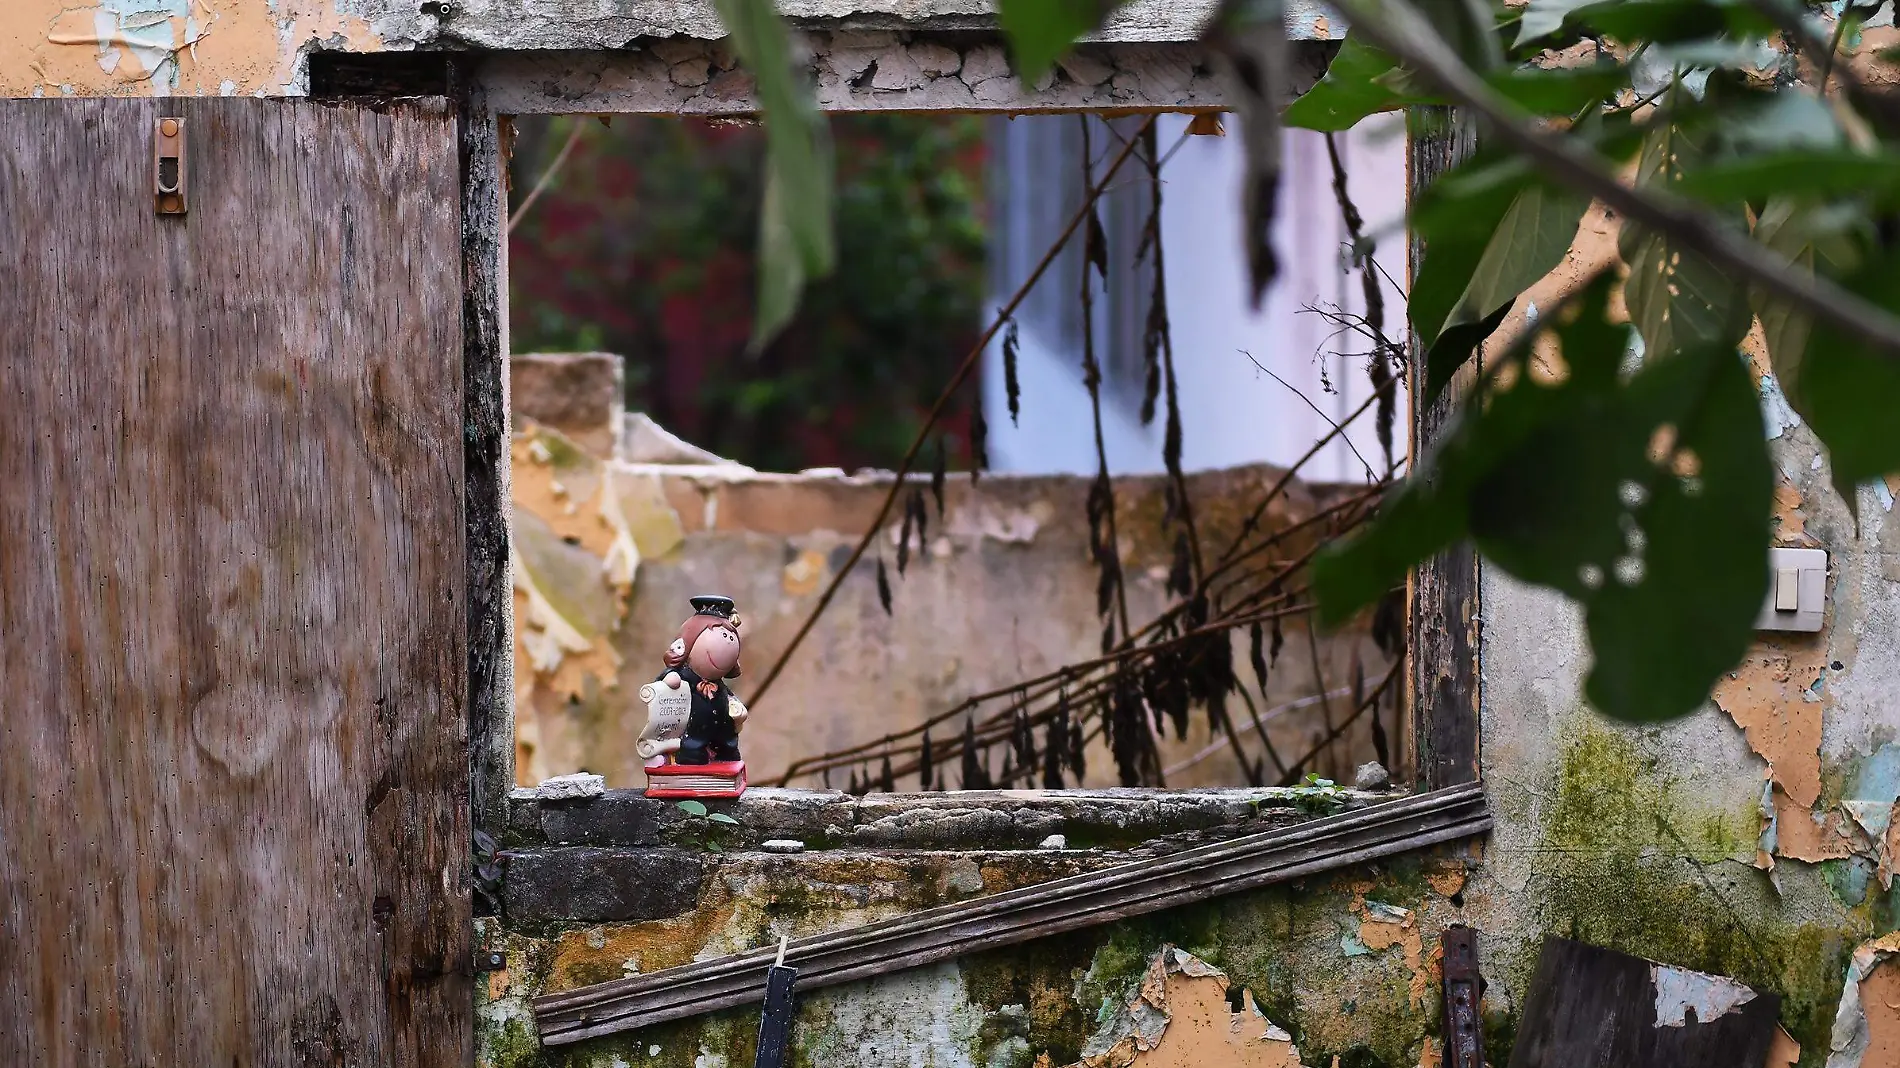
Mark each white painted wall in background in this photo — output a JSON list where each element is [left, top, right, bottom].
[[983, 112, 1409, 483]]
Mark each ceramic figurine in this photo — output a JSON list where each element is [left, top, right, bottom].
[[639, 595, 749, 798]]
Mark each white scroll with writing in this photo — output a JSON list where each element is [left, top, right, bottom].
[[636, 678, 692, 761]]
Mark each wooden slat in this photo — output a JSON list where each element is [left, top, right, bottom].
[[535, 783, 1491, 1045], [452, 69, 518, 839], [0, 97, 469, 1068], [1406, 106, 1483, 790], [1507, 936, 1781, 1068]]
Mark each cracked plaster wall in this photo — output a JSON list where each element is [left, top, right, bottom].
[[1461, 23, 1900, 1067]]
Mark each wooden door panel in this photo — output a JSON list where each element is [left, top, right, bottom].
[[0, 97, 469, 1068]]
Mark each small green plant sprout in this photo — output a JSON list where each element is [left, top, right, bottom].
[[1290, 773, 1349, 816], [675, 799, 741, 851]]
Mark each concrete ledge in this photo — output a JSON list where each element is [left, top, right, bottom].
[[505, 785, 1398, 852]]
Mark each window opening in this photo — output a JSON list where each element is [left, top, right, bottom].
[[502, 108, 1411, 797]]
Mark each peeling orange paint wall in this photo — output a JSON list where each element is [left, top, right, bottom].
[[2, 1, 385, 98]]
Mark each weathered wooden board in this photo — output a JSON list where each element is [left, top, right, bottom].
[[1406, 107, 1483, 790], [0, 98, 469, 1067], [1508, 937, 1781, 1068]]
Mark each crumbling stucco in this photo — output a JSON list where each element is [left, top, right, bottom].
[[1055, 946, 1304, 1068], [477, 841, 1480, 1068], [0, 0, 1344, 100], [1826, 932, 1900, 1068], [482, 35, 1332, 116], [4, 0, 384, 98], [1473, 214, 1900, 1060]]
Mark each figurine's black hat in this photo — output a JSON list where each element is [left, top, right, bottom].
[[689, 595, 737, 620]]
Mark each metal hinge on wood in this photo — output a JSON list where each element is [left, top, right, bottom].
[[1441, 925, 1485, 1068], [154, 117, 186, 215]]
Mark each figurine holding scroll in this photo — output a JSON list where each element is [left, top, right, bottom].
[[639, 595, 749, 798]]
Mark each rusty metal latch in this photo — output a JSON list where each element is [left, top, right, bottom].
[[154, 117, 186, 215], [1441, 925, 1485, 1068]]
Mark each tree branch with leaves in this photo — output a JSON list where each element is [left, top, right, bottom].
[[717, 0, 1900, 725]]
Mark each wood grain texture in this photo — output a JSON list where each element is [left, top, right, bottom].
[[534, 784, 1492, 1045], [1508, 937, 1780, 1068], [0, 97, 469, 1067], [1406, 106, 1483, 790], [454, 68, 516, 841]]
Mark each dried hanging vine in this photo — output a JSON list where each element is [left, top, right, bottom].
[[770, 117, 1409, 792], [1078, 117, 1133, 664]]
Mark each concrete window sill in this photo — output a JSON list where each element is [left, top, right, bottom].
[[502, 784, 1406, 855]]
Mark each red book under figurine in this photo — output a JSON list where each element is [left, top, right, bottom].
[[638, 595, 750, 800], [643, 759, 748, 799]]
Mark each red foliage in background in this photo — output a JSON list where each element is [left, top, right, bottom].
[[508, 114, 989, 472]]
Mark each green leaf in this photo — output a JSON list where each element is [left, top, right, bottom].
[[1486, 65, 1631, 117], [1576, 337, 1771, 721], [1312, 419, 1483, 627], [1283, 36, 1427, 132], [1408, 151, 1531, 357], [1565, 0, 1779, 45], [997, 0, 1121, 82], [1677, 151, 1900, 206], [1772, 247, 1900, 496], [1515, 0, 1600, 46], [1620, 110, 1751, 360], [1423, 181, 1592, 403], [707, 812, 741, 825], [716, 0, 836, 354], [1319, 278, 1772, 722], [676, 799, 709, 817], [1415, 0, 1507, 71], [1751, 198, 1862, 398]]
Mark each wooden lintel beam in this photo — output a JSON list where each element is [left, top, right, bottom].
[[533, 782, 1490, 1046]]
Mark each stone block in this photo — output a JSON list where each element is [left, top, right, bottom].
[[535, 793, 670, 846], [510, 353, 623, 459], [504, 847, 703, 923]]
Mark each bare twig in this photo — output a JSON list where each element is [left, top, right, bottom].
[[1275, 659, 1402, 785], [775, 483, 1386, 784], [1079, 116, 1134, 650], [508, 118, 586, 235], [775, 596, 1315, 783], [1340, 0, 1900, 359], [1240, 350, 1378, 482]]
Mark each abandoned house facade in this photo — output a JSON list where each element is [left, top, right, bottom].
[[0, 3, 1896, 1068]]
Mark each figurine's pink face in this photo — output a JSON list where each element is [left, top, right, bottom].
[[689, 624, 741, 678]]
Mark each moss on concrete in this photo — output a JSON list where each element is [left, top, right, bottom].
[[482, 713, 1877, 1068], [958, 929, 1102, 1066], [1512, 717, 1867, 1068]]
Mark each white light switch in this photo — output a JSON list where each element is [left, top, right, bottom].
[[1756, 548, 1827, 632], [1775, 567, 1799, 611]]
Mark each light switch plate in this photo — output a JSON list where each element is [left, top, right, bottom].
[[1755, 547, 1827, 632]]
